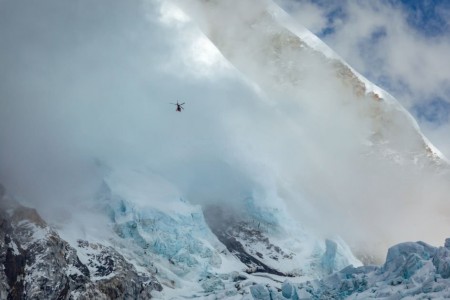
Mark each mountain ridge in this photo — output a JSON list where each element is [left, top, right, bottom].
[[2, 0, 450, 299], [3, 179, 450, 299]]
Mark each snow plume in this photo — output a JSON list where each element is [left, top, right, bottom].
[[1, 0, 450, 261], [275, 0, 450, 158], [170, 0, 450, 259], [0, 0, 261, 231]]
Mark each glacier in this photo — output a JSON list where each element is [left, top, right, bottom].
[[92, 167, 361, 297], [1, 0, 450, 299]]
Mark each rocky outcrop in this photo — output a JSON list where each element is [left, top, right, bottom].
[[203, 205, 293, 277], [0, 188, 161, 300]]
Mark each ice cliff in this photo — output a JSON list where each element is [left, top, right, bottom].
[[94, 168, 360, 297], [4, 172, 450, 299], [2, 0, 450, 299], [251, 239, 450, 299], [0, 172, 361, 299]]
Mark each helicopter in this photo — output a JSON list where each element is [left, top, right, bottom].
[[171, 101, 185, 112]]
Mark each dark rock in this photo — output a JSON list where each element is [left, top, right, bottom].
[[203, 205, 288, 277], [0, 198, 161, 299], [231, 271, 248, 282], [4, 246, 25, 299]]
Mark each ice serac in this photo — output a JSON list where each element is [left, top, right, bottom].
[[96, 169, 225, 279], [94, 168, 360, 297], [245, 239, 450, 299], [173, 0, 445, 166], [266, 239, 450, 299], [0, 167, 362, 299]]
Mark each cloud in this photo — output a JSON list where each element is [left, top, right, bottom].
[[276, 0, 329, 33], [0, 0, 259, 221], [1, 0, 450, 262], [276, 0, 450, 157], [169, 0, 450, 260]]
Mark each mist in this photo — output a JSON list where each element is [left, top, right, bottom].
[[1, 0, 450, 260], [0, 0, 265, 230]]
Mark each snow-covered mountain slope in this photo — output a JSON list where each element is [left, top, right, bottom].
[[173, 0, 446, 166], [2, 0, 450, 299], [167, 0, 450, 257], [4, 167, 450, 299], [0, 184, 162, 300]]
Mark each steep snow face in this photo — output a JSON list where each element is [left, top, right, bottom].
[[3, 0, 450, 289], [168, 0, 450, 257], [3, 0, 450, 298], [172, 0, 444, 162], [172, 0, 446, 167]]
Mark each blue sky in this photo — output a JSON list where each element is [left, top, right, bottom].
[[278, 0, 450, 156], [314, 0, 450, 37], [396, 0, 450, 36], [1, 0, 450, 254]]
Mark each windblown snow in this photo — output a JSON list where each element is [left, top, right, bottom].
[[1, 0, 450, 299]]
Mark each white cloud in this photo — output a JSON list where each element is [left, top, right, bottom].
[[276, 0, 328, 33], [277, 0, 450, 157], [158, 1, 191, 25], [2, 0, 450, 262], [0, 0, 258, 220]]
